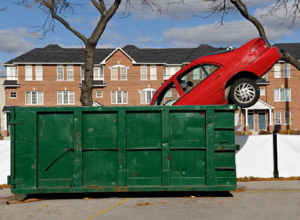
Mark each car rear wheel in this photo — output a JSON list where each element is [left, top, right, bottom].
[[229, 78, 259, 108]]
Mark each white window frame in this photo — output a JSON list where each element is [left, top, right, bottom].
[[57, 91, 75, 105], [25, 91, 43, 105], [35, 65, 43, 81], [275, 112, 281, 125], [141, 65, 147, 80], [57, 65, 64, 81], [284, 63, 290, 78], [150, 65, 157, 80], [164, 66, 181, 80], [81, 66, 85, 82], [260, 88, 266, 96], [7, 67, 18, 80], [274, 88, 291, 102], [274, 63, 281, 78], [96, 91, 103, 98], [284, 112, 291, 125], [111, 66, 118, 80], [25, 65, 32, 81], [111, 90, 128, 104], [9, 91, 17, 99], [67, 65, 74, 81], [120, 66, 127, 81], [93, 67, 104, 80], [141, 88, 156, 104]]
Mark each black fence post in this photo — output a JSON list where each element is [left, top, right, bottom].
[[273, 125, 280, 178]]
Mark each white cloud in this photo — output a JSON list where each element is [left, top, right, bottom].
[[121, 0, 272, 20], [163, 19, 292, 47], [0, 28, 42, 54], [97, 43, 115, 48]]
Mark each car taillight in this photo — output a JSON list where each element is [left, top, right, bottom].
[[250, 38, 268, 52]]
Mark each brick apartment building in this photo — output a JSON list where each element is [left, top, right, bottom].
[[2, 42, 300, 136]]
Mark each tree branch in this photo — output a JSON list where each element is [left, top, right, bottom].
[[91, 0, 106, 16], [230, 0, 270, 46], [42, 0, 88, 44], [281, 52, 300, 70], [89, 0, 121, 44]]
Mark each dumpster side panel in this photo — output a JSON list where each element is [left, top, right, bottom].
[[13, 109, 37, 191], [169, 110, 206, 186], [214, 110, 236, 186], [82, 112, 118, 187], [126, 111, 162, 186], [37, 113, 74, 188]]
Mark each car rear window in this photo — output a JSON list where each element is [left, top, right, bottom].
[[177, 64, 220, 94]]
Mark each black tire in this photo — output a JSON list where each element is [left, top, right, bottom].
[[229, 78, 260, 108]]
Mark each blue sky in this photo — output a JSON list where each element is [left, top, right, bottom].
[[0, 0, 299, 76]]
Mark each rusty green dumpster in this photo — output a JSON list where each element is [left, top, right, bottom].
[[8, 105, 238, 199]]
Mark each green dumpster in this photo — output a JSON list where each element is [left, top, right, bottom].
[[8, 105, 238, 199]]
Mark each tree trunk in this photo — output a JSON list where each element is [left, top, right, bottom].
[[80, 43, 95, 106]]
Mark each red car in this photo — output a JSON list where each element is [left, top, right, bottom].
[[150, 38, 281, 108]]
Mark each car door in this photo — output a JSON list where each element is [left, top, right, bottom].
[[175, 63, 228, 105]]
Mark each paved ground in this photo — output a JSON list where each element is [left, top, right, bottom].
[[1, 181, 300, 220]]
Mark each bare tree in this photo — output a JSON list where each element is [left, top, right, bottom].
[[18, 0, 122, 106], [205, 0, 300, 70]]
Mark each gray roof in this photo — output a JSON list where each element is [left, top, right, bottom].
[[274, 43, 300, 60], [5, 42, 300, 65], [5, 45, 114, 64], [5, 44, 225, 65]]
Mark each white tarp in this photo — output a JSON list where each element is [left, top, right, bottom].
[[0, 140, 10, 184], [277, 134, 300, 177], [236, 134, 300, 178], [235, 135, 274, 178]]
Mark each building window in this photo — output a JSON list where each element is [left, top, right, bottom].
[[275, 112, 281, 125], [274, 63, 281, 78], [67, 65, 74, 80], [96, 91, 103, 98], [285, 112, 291, 125], [25, 91, 43, 105], [9, 91, 17, 99], [150, 66, 157, 80], [260, 88, 266, 96], [164, 66, 181, 80], [111, 66, 118, 80], [57, 91, 75, 105], [111, 90, 128, 104], [274, 88, 291, 102], [57, 65, 64, 81], [25, 65, 32, 80], [93, 67, 104, 80], [111, 65, 128, 81], [81, 66, 85, 81], [284, 63, 290, 78], [141, 65, 147, 80], [141, 88, 156, 104], [262, 73, 268, 81], [35, 65, 43, 81], [7, 67, 18, 80], [120, 66, 127, 80]]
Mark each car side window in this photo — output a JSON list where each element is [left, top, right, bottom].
[[154, 81, 180, 106], [177, 64, 220, 94]]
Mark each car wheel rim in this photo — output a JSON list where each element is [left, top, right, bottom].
[[234, 83, 256, 104]]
